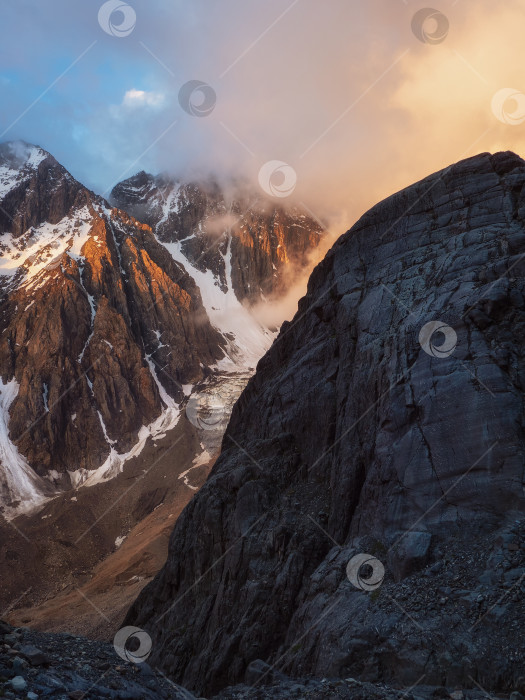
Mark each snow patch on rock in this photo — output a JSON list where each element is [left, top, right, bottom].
[[0, 378, 49, 519], [0, 205, 93, 285], [0, 142, 47, 201], [159, 235, 275, 371], [69, 401, 181, 489]]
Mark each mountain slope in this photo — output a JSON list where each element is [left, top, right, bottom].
[[0, 141, 326, 634], [0, 141, 82, 239], [126, 151, 525, 695], [111, 172, 323, 305], [111, 172, 324, 367], [0, 141, 225, 516]]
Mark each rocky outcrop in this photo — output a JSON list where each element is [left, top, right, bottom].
[[125, 152, 525, 695], [0, 141, 82, 238], [0, 620, 502, 700], [111, 173, 324, 306], [0, 621, 195, 699]]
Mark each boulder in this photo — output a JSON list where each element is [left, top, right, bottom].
[[387, 531, 432, 581], [19, 644, 51, 666]]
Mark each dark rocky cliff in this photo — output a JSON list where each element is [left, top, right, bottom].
[[125, 151, 525, 695]]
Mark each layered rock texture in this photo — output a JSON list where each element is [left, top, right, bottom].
[[111, 172, 324, 308], [0, 142, 324, 519], [0, 142, 226, 516], [126, 152, 525, 695]]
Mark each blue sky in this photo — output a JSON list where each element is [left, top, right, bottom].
[[1, 1, 190, 192], [3, 0, 352, 196], [1, 0, 524, 225]]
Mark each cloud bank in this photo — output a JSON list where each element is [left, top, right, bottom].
[[1, 0, 525, 237]]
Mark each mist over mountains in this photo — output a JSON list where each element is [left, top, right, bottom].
[[1, 1, 525, 698], [0, 140, 324, 516], [3, 1, 525, 228]]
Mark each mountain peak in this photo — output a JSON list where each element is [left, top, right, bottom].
[[0, 140, 49, 171], [0, 144, 324, 522], [0, 141, 82, 240], [0, 141, 51, 204], [338, 150, 525, 254]]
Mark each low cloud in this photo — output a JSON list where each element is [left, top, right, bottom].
[[2, 0, 525, 278], [250, 225, 339, 327], [90, 0, 525, 235], [122, 89, 165, 109], [204, 213, 239, 237]]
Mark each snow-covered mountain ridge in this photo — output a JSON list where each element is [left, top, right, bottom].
[[0, 142, 325, 517]]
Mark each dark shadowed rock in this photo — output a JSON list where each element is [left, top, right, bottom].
[[18, 644, 51, 666], [0, 624, 196, 698], [125, 152, 525, 695], [387, 531, 432, 581], [243, 659, 288, 686]]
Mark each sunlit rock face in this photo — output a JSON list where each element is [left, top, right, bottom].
[[0, 142, 325, 520], [0, 142, 225, 515], [126, 152, 525, 695], [111, 172, 324, 307]]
